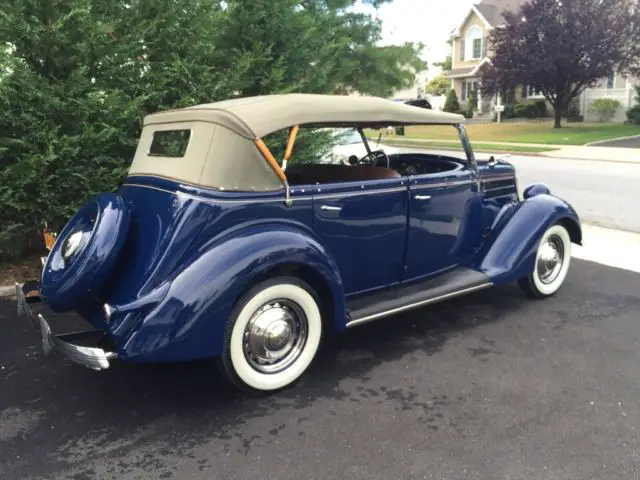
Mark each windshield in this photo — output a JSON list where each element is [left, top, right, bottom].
[[333, 128, 362, 145]]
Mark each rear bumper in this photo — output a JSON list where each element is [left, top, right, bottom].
[[15, 282, 117, 371]]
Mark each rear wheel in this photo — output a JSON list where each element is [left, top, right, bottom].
[[220, 277, 323, 393], [518, 224, 572, 298]]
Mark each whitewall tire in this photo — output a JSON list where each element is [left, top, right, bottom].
[[221, 277, 323, 393], [518, 224, 572, 298]]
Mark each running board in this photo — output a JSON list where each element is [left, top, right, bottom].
[[346, 268, 492, 328]]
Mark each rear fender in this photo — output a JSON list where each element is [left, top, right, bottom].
[[118, 223, 345, 362], [477, 191, 581, 284]]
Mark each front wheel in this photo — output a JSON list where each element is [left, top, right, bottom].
[[220, 277, 323, 393], [518, 224, 572, 298]]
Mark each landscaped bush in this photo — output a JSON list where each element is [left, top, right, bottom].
[[625, 86, 640, 124], [588, 98, 621, 122], [443, 89, 462, 114], [502, 104, 517, 119], [532, 100, 548, 117], [513, 104, 529, 117], [510, 101, 547, 118], [465, 88, 477, 119], [626, 105, 640, 124]]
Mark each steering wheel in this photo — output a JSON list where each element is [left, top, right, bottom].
[[359, 149, 390, 169]]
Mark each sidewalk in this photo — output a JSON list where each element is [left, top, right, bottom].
[[387, 137, 640, 164], [542, 145, 640, 164]]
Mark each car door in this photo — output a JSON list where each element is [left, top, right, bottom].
[[312, 176, 408, 296], [404, 166, 482, 281]]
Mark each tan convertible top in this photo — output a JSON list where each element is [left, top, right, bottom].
[[143, 93, 465, 139]]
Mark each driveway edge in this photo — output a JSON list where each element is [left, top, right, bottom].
[[586, 134, 640, 146]]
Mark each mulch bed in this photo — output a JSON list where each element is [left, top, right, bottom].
[[0, 255, 43, 286]]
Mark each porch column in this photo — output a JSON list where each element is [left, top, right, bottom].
[[477, 81, 483, 114]]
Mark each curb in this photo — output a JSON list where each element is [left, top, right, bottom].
[[0, 285, 16, 298], [586, 134, 640, 146]]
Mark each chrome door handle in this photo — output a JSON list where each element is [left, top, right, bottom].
[[320, 205, 342, 211], [414, 195, 431, 201]]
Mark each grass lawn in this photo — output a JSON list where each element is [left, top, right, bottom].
[[376, 138, 556, 154], [367, 122, 640, 145]]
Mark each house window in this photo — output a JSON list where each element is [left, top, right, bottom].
[[472, 38, 482, 59], [606, 74, 615, 89], [465, 26, 484, 60], [524, 85, 544, 98]]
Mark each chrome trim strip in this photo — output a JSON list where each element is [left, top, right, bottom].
[[409, 179, 473, 190], [122, 182, 406, 203], [313, 186, 406, 200], [346, 282, 493, 328], [123, 183, 289, 204], [481, 174, 516, 183]]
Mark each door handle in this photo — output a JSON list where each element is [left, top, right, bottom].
[[320, 205, 342, 211], [414, 195, 431, 201]]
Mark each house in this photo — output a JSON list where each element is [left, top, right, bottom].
[[444, 0, 639, 121]]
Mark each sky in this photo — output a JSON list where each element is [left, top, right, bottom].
[[355, 0, 477, 79]]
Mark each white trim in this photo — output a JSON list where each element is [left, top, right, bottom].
[[447, 58, 492, 79], [451, 40, 456, 67], [451, 5, 494, 37], [465, 26, 484, 60]]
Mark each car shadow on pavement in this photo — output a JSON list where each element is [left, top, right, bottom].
[[0, 283, 532, 476]]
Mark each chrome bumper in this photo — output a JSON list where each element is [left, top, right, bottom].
[[15, 282, 117, 371]]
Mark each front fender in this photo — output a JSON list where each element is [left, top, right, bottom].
[[118, 223, 345, 362], [477, 192, 581, 284]]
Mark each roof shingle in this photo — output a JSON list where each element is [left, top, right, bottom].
[[474, 0, 527, 26]]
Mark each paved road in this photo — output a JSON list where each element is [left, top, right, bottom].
[[508, 154, 640, 233], [592, 137, 640, 148], [2, 260, 640, 480], [399, 147, 640, 233]]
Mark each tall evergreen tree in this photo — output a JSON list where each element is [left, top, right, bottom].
[[0, 0, 424, 258]]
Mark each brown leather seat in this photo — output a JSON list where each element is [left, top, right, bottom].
[[285, 165, 401, 185]]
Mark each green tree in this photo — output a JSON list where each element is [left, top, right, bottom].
[[433, 38, 453, 71], [0, 0, 424, 259], [443, 89, 461, 114], [425, 75, 450, 96]]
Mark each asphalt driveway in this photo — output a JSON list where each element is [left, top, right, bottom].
[[2, 259, 640, 480], [593, 136, 640, 148]]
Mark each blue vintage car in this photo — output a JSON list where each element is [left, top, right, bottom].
[[17, 94, 581, 393]]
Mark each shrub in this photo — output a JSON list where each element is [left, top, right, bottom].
[[465, 88, 477, 118], [502, 104, 517, 119], [626, 86, 640, 124], [513, 104, 529, 117], [626, 105, 640, 124], [443, 89, 462, 114], [565, 98, 581, 116], [532, 99, 548, 117], [588, 98, 621, 122]]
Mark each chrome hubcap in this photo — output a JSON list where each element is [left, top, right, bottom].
[[536, 234, 564, 284], [243, 300, 308, 374]]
